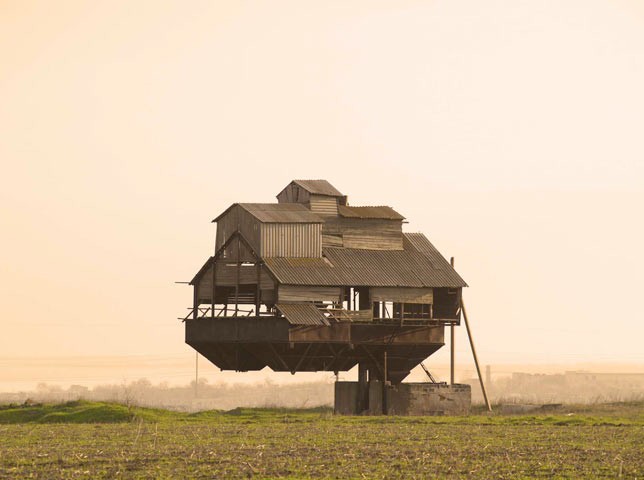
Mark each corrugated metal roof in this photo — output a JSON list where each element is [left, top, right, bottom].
[[264, 235, 467, 288], [403, 233, 468, 287], [338, 205, 405, 220], [213, 203, 323, 224], [292, 180, 343, 197], [276, 303, 330, 326]]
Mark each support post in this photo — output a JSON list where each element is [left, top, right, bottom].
[[450, 257, 455, 385], [255, 262, 261, 316], [450, 325, 455, 384], [461, 299, 492, 411], [211, 257, 216, 318], [382, 351, 388, 414], [358, 362, 368, 413], [235, 235, 240, 316], [192, 285, 198, 320], [194, 351, 199, 398]]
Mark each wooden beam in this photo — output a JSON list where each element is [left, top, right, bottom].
[[461, 299, 492, 412], [450, 256, 455, 385], [292, 344, 312, 374], [211, 257, 216, 318], [268, 343, 290, 371]]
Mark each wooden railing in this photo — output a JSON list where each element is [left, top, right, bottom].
[[179, 306, 256, 322]]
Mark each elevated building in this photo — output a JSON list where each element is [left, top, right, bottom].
[[184, 180, 471, 414]]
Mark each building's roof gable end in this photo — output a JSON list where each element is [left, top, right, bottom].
[[290, 179, 344, 197]]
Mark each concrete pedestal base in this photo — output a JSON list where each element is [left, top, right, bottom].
[[334, 381, 471, 415]]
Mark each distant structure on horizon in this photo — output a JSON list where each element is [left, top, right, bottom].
[[183, 180, 474, 414]]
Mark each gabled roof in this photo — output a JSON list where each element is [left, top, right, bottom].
[[263, 233, 467, 288], [212, 203, 323, 224], [290, 180, 343, 197], [338, 205, 405, 220]]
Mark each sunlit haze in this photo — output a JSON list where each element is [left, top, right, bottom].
[[1, 1, 643, 390]]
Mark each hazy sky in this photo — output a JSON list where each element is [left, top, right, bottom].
[[1, 1, 643, 381]]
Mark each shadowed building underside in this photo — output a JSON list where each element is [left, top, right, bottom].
[[186, 317, 444, 384]]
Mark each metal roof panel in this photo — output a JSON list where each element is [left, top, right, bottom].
[[276, 303, 330, 326], [292, 180, 344, 197]]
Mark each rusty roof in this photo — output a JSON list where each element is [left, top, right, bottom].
[[338, 205, 405, 220], [291, 180, 344, 197], [276, 303, 330, 326], [212, 203, 323, 224], [264, 233, 467, 288]]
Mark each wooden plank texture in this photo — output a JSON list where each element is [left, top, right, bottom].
[[279, 285, 342, 302], [371, 287, 434, 304]]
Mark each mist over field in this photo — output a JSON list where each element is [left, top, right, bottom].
[[2, 356, 642, 410]]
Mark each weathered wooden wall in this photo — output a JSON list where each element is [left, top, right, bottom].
[[276, 183, 310, 204], [309, 194, 338, 216], [196, 262, 275, 302], [261, 223, 322, 257], [432, 287, 462, 319], [278, 285, 342, 302], [370, 287, 433, 304], [322, 218, 403, 250], [215, 205, 261, 256]]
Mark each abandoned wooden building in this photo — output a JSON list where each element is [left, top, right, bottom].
[[184, 180, 472, 414]]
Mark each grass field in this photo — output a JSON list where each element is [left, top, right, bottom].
[[0, 401, 642, 479]]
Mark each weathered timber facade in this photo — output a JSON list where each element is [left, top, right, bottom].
[[184, 180, 467, 394]]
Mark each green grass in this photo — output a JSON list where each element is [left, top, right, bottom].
[[0, 401, 642, 478]]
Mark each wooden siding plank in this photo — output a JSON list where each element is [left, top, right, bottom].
[[261, 223, 322, 258], [343, 233, 403, 250], [371, 287, 434, 304], [322, 234, 343, 248], [278, 285, 342, 302], [309, 195, 338, 216]]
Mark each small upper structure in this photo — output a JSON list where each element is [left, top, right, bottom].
[[277, 179, 347, 216]]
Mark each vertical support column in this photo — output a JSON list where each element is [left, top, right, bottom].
[[462, 300, 492, 412], [450, 257, 455, 385], [194, 351, 199, 398], [211, 257, 216, 318], [358, 362, 369, 413], [235, 235, 240, 316], [255, 262, 261, 316], [192, 284, 198, 320], [382, 351, 388, 415]]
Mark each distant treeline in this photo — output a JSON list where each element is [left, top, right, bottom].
[[467, 371, 644, 405], [0, 379, 335, 412], [2, 371, 643, 410]]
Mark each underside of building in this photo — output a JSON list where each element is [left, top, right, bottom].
[[183, 180, 470, 413]]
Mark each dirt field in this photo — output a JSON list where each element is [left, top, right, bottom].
[[1, 401, 642, 479]]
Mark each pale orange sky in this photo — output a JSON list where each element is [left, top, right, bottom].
[[1, 1, 643, 383]]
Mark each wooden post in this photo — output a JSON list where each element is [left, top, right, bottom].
[[255, 263, 261, 317], [382, 351, 388, 414], [450, 324, 455, 384], [192, 285, 198, 320], [235, 235, 240, 316], [461, 299, 492, 411], [450, 257, 455, 385], [211, 257, 216, 318], [358, 362, 368, 413], [194, 351, 199, 398]]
